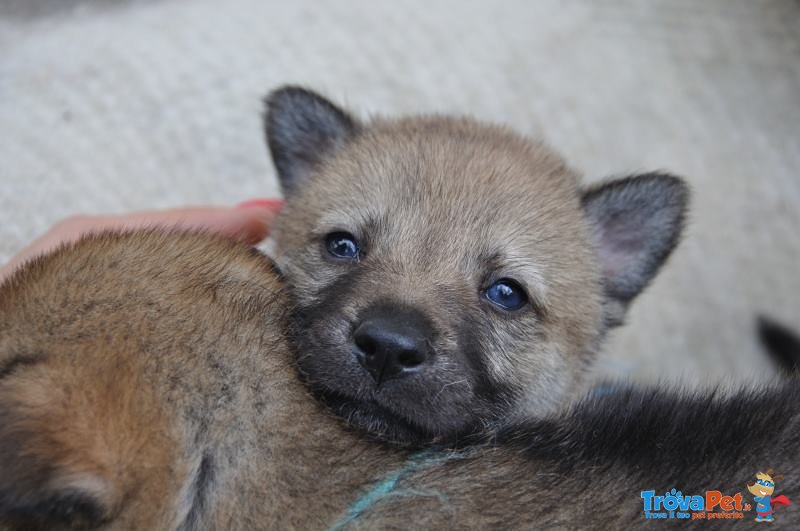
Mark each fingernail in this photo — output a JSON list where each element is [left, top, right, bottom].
[[236, 198, 284, 211]]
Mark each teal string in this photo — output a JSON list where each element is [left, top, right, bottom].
[[328, 449, 458, 530]]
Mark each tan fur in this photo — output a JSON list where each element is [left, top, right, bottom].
[[0, 231, 654, 529], [1, 233, 797, 529], [273, 115, 604, 421], [0, 232, 412, 529]]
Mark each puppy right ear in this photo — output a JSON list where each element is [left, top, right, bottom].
[[264, 86, 360, 196], [581, 173, 689, 326]]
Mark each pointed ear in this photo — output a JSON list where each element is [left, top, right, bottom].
[[581, 172, 689, 326], [757, 316, 800, 374], [264, 86, 360, 196], [0, 348, 175, 529], [0, 370, 120, 529], [0, 459, 116, 530]]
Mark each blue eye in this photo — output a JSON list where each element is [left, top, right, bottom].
[[325, 232, 359, 259], [485, 279, 528, 311]]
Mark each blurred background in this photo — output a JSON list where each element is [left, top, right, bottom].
[[1, 0, 798, 387]]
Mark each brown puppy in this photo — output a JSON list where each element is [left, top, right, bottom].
[[267, 87, 688, 444], [1, 231, 798, 530], [0, 232, 401, 529]]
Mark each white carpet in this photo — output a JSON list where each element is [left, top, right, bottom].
[[2, 0, 799, 386]]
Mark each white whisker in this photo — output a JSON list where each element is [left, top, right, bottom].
[[433, 378, 469, 401]]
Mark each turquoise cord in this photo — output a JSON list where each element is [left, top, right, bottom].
[[328, 449, 460, 530]]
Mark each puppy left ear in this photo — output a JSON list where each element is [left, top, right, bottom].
[[0, 370, 121, 529], [581, 172, 689, 326], [263, 86, 360, 196]]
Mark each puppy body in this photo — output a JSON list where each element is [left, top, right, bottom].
[[0, 232, 404, 529], [1, 232, 798, 529]]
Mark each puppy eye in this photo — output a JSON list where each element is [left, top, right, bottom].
[[325, 232, 359, 259], [485, 279, 528, 311]]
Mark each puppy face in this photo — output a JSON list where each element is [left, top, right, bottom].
[[266, 87, 688, 444]]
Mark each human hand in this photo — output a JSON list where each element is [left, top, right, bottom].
[[0, 199, 283, 284]]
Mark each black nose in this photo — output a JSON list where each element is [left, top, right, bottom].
[[352, 309, 433, 385]]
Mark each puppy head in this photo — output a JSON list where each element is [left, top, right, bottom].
[[266, 86, 688, 444]]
